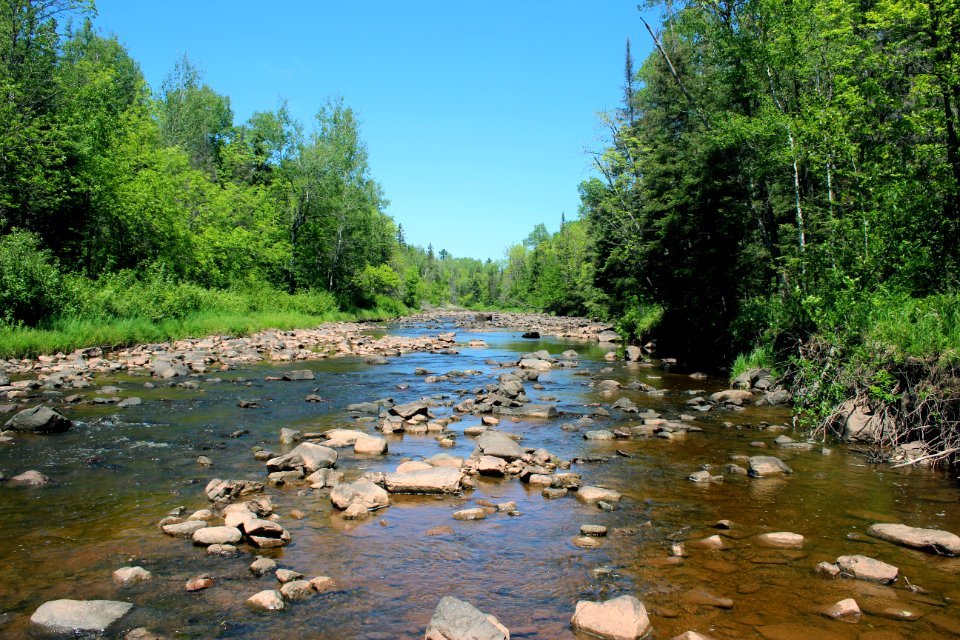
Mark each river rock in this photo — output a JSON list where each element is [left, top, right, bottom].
[[249, 556, 277, 576], [397, 460, 433, 473], [161, 520, 206, 538], [112, 566, 152, 586], [184, 575, 214, 592], [385, 467, 464, 494], [279, 428, 301, 444], [597, 330, 621, 343], [584, 430, 615, 441], [425, 596, 509, 640], [354, 434, 388, 455], [9, 469, 50, 486], [267, 442, 337, 473], [322, 428, 365, 447], [331, 478, 389, 511], [282, 369, 314, 381], [747, 456, 792, 477], [836, 554, 898, 583], [4, 405, 72, 433], [31, 599, 134, 634], [477, 455, 508, 477], [570, 594, 650, 640], [476, 431, 524, 461], [204, 478, 264, 502], [866, 523, 960, 556], [709, 389, 754, 405], [826, 598, 861, 619], [192, 525, 242, 546], [152, 361, 188, 379], [280, 579, 314, 601], [576, 486, 622, 505], [390, 400, 431, 420], [670, 633, 716, 640], [756, 532, 804, 548], [246, 589, 285, 611], [242, 518, 291, 548], [452, 508, 487, 521]]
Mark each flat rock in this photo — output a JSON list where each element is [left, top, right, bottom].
[[242, 518, 291, 548], [756, 532, 804, 548], [385, 467, 463, 494], [584, 430, 616, 441], [748, 456, 793, 477], [425, 596, 509, 640], [31, 599, 133, 634], [476, 431, 525, 461], [570, 594, 651, 640], [204, 478, 264, 502], [282, 370, 314, 381], [576, 486, 622, 505], [867, 523, 960, 556], [452, 508, 487, 521], [161, 520, 206, 538], [836, 554, 898, 583], [477, 455, 508, 477]]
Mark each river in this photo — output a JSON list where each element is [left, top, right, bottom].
[[1, 317, 959, 639]]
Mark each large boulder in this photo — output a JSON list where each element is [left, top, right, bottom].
[[384, 467, 464, 494], [570, 595, 651, 640], [476, 431, 524, 461], [867, 523, 960, 556], [838, 400, 892, 443], [31, 599, 134, 634], [424, 596, 509, 640], [5, 406, 72, 433], [330, 478, 389, 511], [354, 434, 388, 455], [597, 330, 621, 343], [708, 389, 754, 405]]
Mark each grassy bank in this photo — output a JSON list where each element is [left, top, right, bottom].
[[0, 269, 414, 359], [729, 290, 960, 465]]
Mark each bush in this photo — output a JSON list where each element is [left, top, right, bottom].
[[0, 230, 64, 326], [615, 296, 664, 342]]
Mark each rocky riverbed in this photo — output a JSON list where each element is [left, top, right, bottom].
[[0, 313, 959, 639]]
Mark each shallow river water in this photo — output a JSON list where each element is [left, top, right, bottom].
[[2, 319, 959, 639]]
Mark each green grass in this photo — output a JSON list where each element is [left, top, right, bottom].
[[730, 343, 777, 381], [863, 292, 960, 362], [0, 306, 407, 359]]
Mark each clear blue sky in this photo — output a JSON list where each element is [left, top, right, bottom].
[[90, 1, 656, 262]]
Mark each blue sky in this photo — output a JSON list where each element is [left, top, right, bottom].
[[90, 1, 656, 261]]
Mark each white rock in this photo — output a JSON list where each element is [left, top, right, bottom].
[[570, 594, 651, 640], [31, 599, 134, 634]]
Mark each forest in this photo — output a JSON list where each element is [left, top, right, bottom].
[[1, 0, 959, 455]]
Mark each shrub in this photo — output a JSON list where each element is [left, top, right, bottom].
[[0, 230, 64, 326]]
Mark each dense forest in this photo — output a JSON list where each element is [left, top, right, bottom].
[[1, 1, 959, 455]]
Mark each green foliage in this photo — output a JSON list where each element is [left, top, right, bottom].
[[0, 230, 63, 326], [615, 297, 663, 342], [352, 264, 402, 304], [730, 344, 777, 382]]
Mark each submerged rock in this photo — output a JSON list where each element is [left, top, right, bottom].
[[836, 554, 898, 583], [747, 456, 792, 477]]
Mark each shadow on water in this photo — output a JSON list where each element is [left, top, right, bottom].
[[0, 320, 958, 638]]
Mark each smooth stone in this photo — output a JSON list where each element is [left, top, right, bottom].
[[573, 535, 602, 548], [192, 526, 242, 546], [246, 589, 285, 611], [112, 566, 152, 586], [309, 576, 337, 592], [330, 478, 389, 511], [161, 520, 206, 538], [748, 456, 793, 477], [30, 599, 134, 634], [243, 518, 291, 548], [452, 508, 487, 521], [184, 575, 214, 592], [275, 569, 303, 583], [354, 434, 388, 455], [756, 532, 804, 548], [867, 523, 960, 556], [476, 430, 525, 461], [249, 557, 278, 576], [9, 469, 50, 486], [4, 405, 72, 433], [570, 594, 651, 640]]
